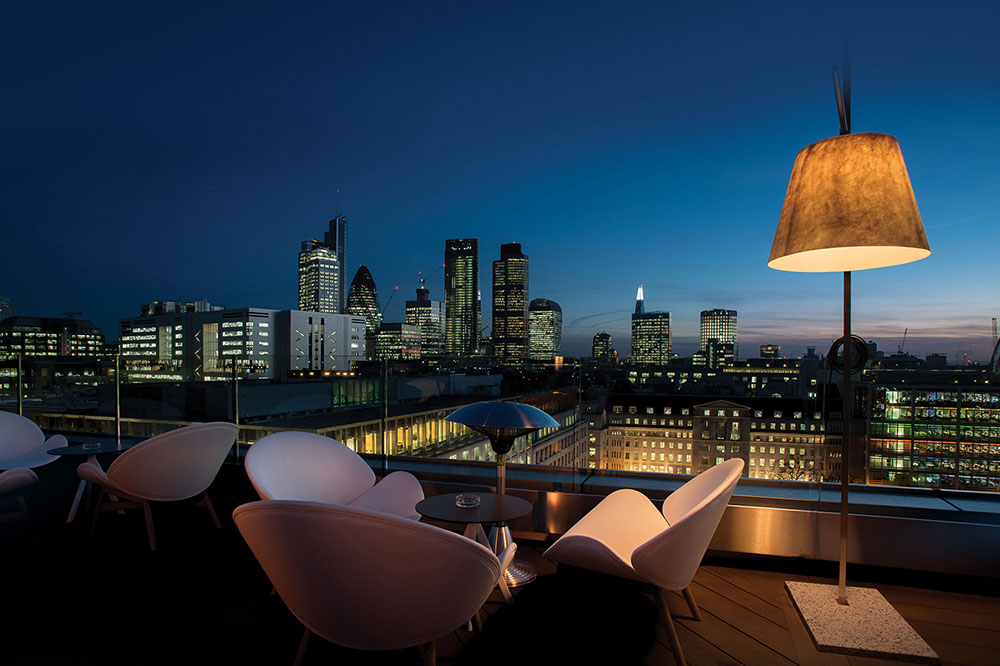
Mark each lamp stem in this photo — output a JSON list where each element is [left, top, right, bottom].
[[838, 270, 852, 605], [497, 451, 506, 497]]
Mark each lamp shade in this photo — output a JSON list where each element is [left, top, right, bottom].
[[769, 133, 930, 273]]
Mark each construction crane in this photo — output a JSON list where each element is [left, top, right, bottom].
[[416, 264, 445, 290], [379, 285, 399, 315], [898, 328, 908, 355]]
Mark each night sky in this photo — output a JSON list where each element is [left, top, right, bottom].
[[2, 1, 998, 360]]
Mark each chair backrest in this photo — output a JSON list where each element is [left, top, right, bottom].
[[245, 431, 375, 504], [631, 458, 743, 590], [0, 411, 44, 461], [233, 500, 501, 651], [106, 422, 238, 501]]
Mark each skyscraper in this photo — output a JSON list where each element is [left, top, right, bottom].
[[298, 216, 347, 313], [405, 280, 445, 358], [592, 332, 614, 360], [346, 265, 380, 332], [630, 284, 672, 365], [700, 309, 738, 352], [492, 243, 529, 366], [444, 238, 479, 356], [528, 298, 562, 363]]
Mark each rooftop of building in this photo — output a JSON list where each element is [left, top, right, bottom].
[[4, 445, 999, 666]]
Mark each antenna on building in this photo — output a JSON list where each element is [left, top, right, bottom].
[[335, 187, 341, 217]]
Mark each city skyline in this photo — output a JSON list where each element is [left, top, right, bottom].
[[2, 2, 998, 361]]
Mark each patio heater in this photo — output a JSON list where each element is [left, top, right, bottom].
[[768, 65, 937, 661], [446, 400, 558, 585]]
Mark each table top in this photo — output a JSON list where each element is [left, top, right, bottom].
[[416, 492, 532, 525], [47, 441, 133, 456]]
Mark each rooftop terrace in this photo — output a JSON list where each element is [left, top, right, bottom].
[[3, 444, 999, 666]]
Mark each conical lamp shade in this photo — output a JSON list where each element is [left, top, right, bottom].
[[769, 133, 930, 273]]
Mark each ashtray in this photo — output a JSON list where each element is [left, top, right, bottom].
[[82, 442, 101, 451], [455, 494, 481, 508]]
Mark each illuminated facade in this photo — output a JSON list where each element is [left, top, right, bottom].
[[592, 332, 614, 360], [868, 384, 1000, 491], [405, 282, 445, 358], [604, 394, 828, 479], [346, 265, 381, 333], [491, 243, 529, 366], [528, 298, 562, 363], [373, 323, 421, 361], [298, 216, 347, 313], [0, 316, 104, 357], [119, 308, 365, 381], [700, 309, 738, 352], [444, 238, 479, 356]]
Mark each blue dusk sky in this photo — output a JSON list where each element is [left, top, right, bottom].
[[2, 1, 998, 361]]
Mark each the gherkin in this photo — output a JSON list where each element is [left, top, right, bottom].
[[346, 265, 380, 332]]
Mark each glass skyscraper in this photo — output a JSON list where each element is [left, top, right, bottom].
[[630, 284, 672, 365], [700, 309, 738, 352], [405, 281, 445, 358], [346, 265, 381, 333], [492, 243, 529, 366], [298, 216, 347, 313], [444, 238, 479, 356], [528, 298, 562, 363]]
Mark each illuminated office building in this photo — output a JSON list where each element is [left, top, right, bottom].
[[346, 265, 381, 333], [373, 323, 422, 361], [298, 216, 347, 313], [119, 308, 365, 381], [592, 332, 615, 361], [405, 281, 445, 358], [444, 238, 480, 356], [700, 309, 738, 354], [0, 316, 104, 358], [630, 285, 671, 365], [528, 298, 562, 363], [492, 243, 529, 366], [760, 344, 781, 359]]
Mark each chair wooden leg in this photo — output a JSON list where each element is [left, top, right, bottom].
[[473, 609, 483, 633], [142, 501, 157, 551], [422, 640, 436, 666], [201, 491, 222, 528], [293, 627, 310, 666], [657, 588, 686, 666], [682, 586, 702, 620]]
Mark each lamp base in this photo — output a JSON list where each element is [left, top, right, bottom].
[[785, 582, 939, 663], [488, 523, 536, 587]]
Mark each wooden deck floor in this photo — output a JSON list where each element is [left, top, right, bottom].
[[453, 547, 1000, 666]]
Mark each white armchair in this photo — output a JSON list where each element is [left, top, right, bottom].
[[245, 431, 424, 520], [0, 467, 39, 520], [78, 422, 238, 550], [0, 411, 66, 470], [234, 500, 507, 666], [543, 458, 744, 666]]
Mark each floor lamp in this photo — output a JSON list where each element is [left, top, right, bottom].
[[768, 68, 938, 662], [446, 400, 558, 586]]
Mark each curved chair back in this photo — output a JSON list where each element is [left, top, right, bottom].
[[234, 500, 501, 651], [632, 458, 743, 590], [106, 422, 238, 501], [245, 431, 375, 504], [0, 411, 44, 461]]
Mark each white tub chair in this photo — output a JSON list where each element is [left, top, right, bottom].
[[234, 500, 509, 666], [0, 411, 66, 470], [245, 431, 424, 520], [543, 458, 744, 666], [0, 467, 39, 520], [78, 422, 238, 550]]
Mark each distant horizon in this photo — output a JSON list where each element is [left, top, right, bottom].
[[3, 2, 997, 365]]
